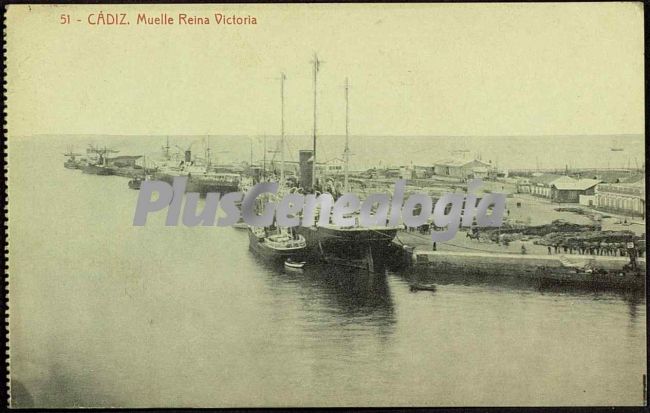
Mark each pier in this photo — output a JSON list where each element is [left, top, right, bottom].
[[410, 248, 644, 271], [394, 230, 645, 290]]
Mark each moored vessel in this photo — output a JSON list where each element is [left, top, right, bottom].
[[284, 258, 306, 269], [248, 226, 307, 262], [81, 145, 118, 175], [296, 60, 400, 263], [296, 223, 399, 259], [63, 147, 83, 169], [82, 163, 114, 175], [154, 147, 242, 194], [128, 177, 143, 189]]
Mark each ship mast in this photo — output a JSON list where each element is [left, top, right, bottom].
[[311, 54, 321, 189], [280, 72, 286, 187], [344, 77, 350, 193], [206, 136, 211, 169]]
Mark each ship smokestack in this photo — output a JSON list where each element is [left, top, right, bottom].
[[185, 150, 191, 162], [299, 150, 313, 191]]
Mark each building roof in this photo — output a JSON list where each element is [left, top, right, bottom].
[[601, 176, 645, 188], [598, 177, 645, 196], [434, 158, 491, 168], [529, 174, 574, 186], [552, 179, 601, 191]]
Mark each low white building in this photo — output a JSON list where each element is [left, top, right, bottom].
[[433, 159, 492, 179], [527, 174, 575, 199], [595, 177, 645, 218]]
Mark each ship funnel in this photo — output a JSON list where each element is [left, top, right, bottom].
[[299, 150, 313, 191], [184, 150, 192, 162]]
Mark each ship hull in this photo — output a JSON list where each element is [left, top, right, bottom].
[[82, 164, 114, 175], [107, 166, 147, 178], [156, 173, 240, 194], [295, 225, 398, 258]]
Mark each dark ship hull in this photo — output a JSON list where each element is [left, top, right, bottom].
[[82, 164, 114, 175], [156, 173, 240, 194], [295, 225, 398, 259]]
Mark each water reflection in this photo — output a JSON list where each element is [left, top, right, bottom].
[[396, 265, 645, 327], [623, 292, 643, 323], [251, 255, 396, 336]]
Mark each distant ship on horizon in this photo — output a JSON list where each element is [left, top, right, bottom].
[[610, 138, 624, 152]]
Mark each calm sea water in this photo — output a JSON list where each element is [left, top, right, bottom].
[[8, 138, 646, 407]]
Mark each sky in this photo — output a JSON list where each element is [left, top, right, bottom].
[[6, 3, 645, 139]]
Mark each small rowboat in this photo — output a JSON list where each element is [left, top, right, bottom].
[[128, 177, 142, 190], [409, 283, 437, 292], [284, 259, 306, 269]]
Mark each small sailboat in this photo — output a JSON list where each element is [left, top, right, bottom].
[[284, 258, 306, 269]]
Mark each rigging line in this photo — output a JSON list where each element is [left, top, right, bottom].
[[367, 228, 397, 239]]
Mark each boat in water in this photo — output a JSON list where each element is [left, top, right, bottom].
[[127, 156, 150, 190], [63, 147, 83, 169], [128, 177, 143, 190], [610, 138, 624, 152], [81, 145, 118, 175], [248, 226, 307, 262], [410, 283, 437, 292], [295, 61, 399, 262], [154, 149, 242, 194], [82, 163, 114, 175], [295, 223, 399, 259], [284, 258, 306, 269]]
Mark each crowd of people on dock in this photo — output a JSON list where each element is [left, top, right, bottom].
[[400, 220, 645, 261], [543, 242, 644, 257]]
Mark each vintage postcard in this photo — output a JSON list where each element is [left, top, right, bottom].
[[5, 2, 646, 408]]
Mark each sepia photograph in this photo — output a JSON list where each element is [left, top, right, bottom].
[[5, 2, 646, 408]]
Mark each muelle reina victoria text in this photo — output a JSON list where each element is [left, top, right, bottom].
[[135, 12, 257, 25]]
